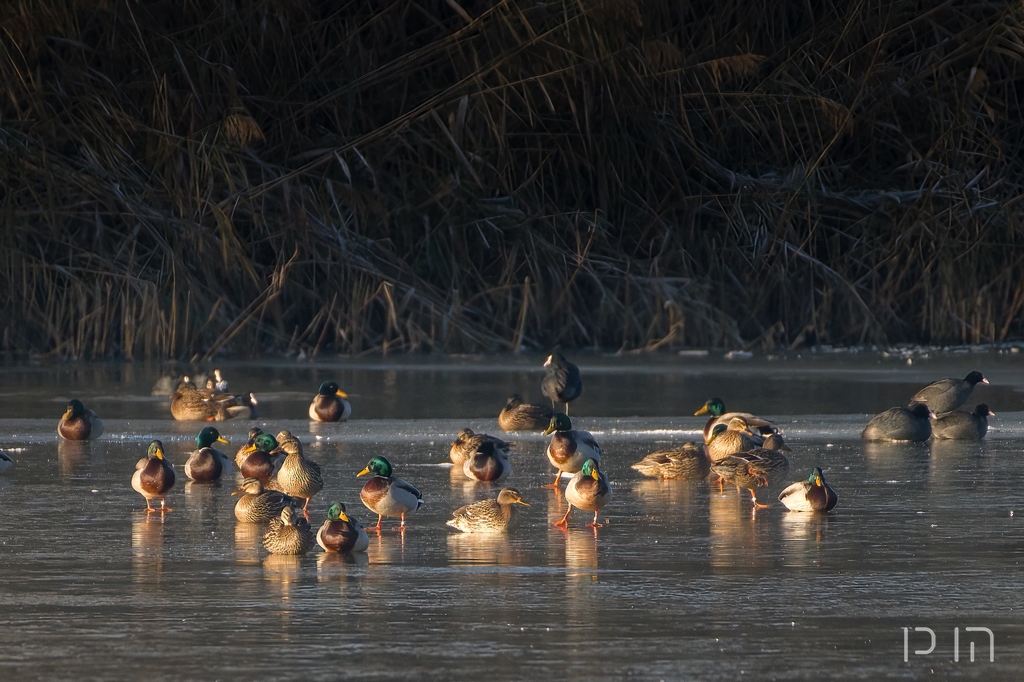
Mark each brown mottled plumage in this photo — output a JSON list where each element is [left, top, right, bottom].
[[262, 506, 315, 555], [497, 395, 554, 432], [449, 428, 511, 466], [631, 441, 710, 480], [273, 435, 323, 511]]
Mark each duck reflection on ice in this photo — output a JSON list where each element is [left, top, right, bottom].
[[131, 514, 165, 584], [58, 439, 98, 480], [446, 531, 516, 567], [779, 513, 829, 567], [366, 527, 405, 566], [262, 554, 302, 606], [708, 488, 772, 569], [234, 522, 263, 565]]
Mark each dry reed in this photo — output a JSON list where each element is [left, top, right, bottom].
[[1, 0, 1023, 358]]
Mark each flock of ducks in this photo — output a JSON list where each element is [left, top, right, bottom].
[[3, 357, 995, 557]]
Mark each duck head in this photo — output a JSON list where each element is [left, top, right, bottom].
[[326, 502, 350, 522], [496, 488, 530, 506], [64, 399, 87, 419], [543, 413, 572, 435], [695, 398, 725, 417], [246, 433, 279, 455], [581, 458, 601, 479], [357, 456, 393, 478], [196, 426, 229, 448], [147, 440, 165, 460], [318, 381, 348, 398]]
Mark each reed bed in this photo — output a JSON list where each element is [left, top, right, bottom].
[[1, 0, 1022, 358]]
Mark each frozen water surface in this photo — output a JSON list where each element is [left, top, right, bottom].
[[1, 352, 1024, 680]]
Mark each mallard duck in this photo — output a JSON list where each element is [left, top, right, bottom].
[[862, 404, 933, 441], [274, 429, 303, 454], [0, 449, 13, 473], [184, 426, 231, 482], [235, 427, 265, 469], [462, 441, 512, 483], [232, 477, 300, 523], [132, 440, 176, 513], [272, 435, 323, 511], [711, 452, 771, 506], [694, 398, 774, 443], [262, 506, 315, 555], [57, 399, 104, 440], [910, 371, 988, 414], [554, 458, 612, 528], [316, 502, 369, 553], [631, 441, 710, 480], [447, 488, 530, 533], [357, 456, 423, 531], [308, 381, 352, 422], [498, 394, 554, 432], [239, 433, 281, 485], [931, 404, 994, 440], [543, 413, 602, 489], [778, 467, 838, 512], [170, 376, 256, 421], [711, 441, 788, 507], [449, 428, 511, 466], [542, 353, 583, 414], [705, 421, 758, 462]]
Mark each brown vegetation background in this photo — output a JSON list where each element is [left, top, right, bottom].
[[2, 0, 1023, 358]]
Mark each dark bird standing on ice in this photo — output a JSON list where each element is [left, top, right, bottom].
[[908, 371, 988, 415], [541, 353, 583, 415]]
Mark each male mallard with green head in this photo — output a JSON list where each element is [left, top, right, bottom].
[[778, 467, 838, 512], [631, 441, 710, 480], [184, 426, 231, 482], [309, 381, 352, 422], [543, 413, 601, 489], [357, 456, 423, 531], [232, 477, 301, 523], [447, 488, 530, 533], [316, 502, 369, 553], [498, 395, 554, 432], [132, 440, 176, 513], [239, 433, 281, 486], [554, 459, 612, 528], [262, 506, 315, 555], [694, 398, 775, 443], [273, 435, 323, 511], [57, 399, 104, 440]]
